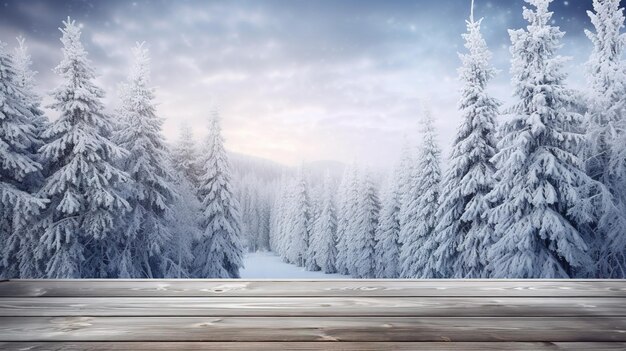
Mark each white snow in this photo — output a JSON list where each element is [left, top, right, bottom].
[[240, 251, 347, 279]]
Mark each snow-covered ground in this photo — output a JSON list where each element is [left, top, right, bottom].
[[240, 251, 347, 279]]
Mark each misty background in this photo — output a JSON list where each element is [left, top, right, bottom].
[[0, 0, 602, 167]]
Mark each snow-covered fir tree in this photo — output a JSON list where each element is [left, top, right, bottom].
[[6, 37, 49, 279], [194, 110, 245, 278], [35, 19, 129, 278], [12, 37, 47, 157], [275, 174, 297, 261], [400, 106, 442, 278], [236, 174, 273, 252], [239, 179, 259, 252], [0, 41, 46, 279], [433, 4, 500, 278], [308, 173, 338, 273], [335, 162, 359, 275], [374, 168, 402, 278], [349, 169, 380, 278], [486, 0, 593, 278], [171, 122, 201, 188], [584, 0, 626, 278], [114, 42, 181, 278], [396, 139, 414, 208], [165, 168, 200, 278], [269, 173, 290, 255], [256, 194, 272, 251], [285, 168, 311, 268]]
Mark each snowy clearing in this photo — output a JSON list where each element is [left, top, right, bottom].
[[240, 251, 347, 279]]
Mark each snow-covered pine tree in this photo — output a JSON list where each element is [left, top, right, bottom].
[[12, 37, 47, 158], [240, 179, 259, 252], [256, 189, 272, 251], [274, 174, 296, 262], [286, 168, 311, 268], [269, 174, 289, 255], [432, 2, 500, 278], [277, 178, 295, 262], [335, 162, 359, 275], [309, 173, 338, 273], [9, 36, 50, 278], [36, 19, 129, 278], [308, 179, 323, 226], [165, 167, 200, 278], [486, 0, 593, 278], [584, 0, 626, 278], [236, 174, 272, 252], [374, 168, 402, 278], [171, 122, 201, 188], [194, 110, 245, 278], [400, 106, 442, 278], [305, 182, 322, 271], [114, 42, 181, 278], [0, 41, 46, 279], [349, 169, 380, 278], [396, 139, 414, 209]]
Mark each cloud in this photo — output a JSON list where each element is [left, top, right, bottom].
[[0, 0, 599, 167]]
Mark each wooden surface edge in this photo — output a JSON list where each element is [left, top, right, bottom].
[[0, 342, 625, 351], [2, 280, 624, 297]]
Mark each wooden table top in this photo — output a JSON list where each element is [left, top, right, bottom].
[[0, 279, 624, 350]]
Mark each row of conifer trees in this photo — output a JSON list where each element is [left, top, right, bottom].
[[269, 0, 626, 279], [0, 18, 244, 279]]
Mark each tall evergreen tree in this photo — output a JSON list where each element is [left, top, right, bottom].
[[166, 167, 200, 278], [374, 168, 402, 278], [486, 0, 592, 278], [286, 168, 311, 268], [269, 173, 289, 255], [236, 174, 273, 253], [349, 169, 380, 278], [9, 37, 50, 278], [396, 139, 414, 210], [194, 110, 244, 278], [309, 173, 338, 274], [36, 19, 129, 278], [0, 41, 46, 279], [114, 42, 180, 278], [433, 2, 500, 278], [335, 162, 359, 275], [13, 37, 47, 156], [277, 177, 295, 261], [400, 107, 442, 278], [584, 0, 626, 278], [171, 122, 201, 188], [256, 189, 272, 251]]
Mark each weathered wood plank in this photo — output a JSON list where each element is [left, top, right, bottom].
[[1, 342, 625, 351], [2, 280, 625, 297], [1, 297, 624, 317], [0, 316, 624, 342]]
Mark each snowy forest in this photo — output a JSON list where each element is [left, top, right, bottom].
[[1, 0, 626, 279]]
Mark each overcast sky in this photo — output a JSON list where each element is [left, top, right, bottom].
[[0, 0, 612, 166]]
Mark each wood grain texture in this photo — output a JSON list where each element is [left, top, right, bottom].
[[1, 296, 624, 317], [1, 342, 625, 351], [2, 280, 625, 297], [0, 316, 625, 342], [2, 280, 625, 349]]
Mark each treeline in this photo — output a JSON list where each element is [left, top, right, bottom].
[[0, 18, 244, 279], [268, 0, 626, 279], [2, 0, 626, 280]]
